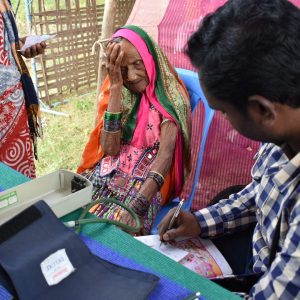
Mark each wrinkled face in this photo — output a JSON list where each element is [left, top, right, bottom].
[[119, 39, 149, 94]]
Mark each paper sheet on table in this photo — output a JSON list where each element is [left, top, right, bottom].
[[19, 34, 56, 52], [135, 235, 188, 262], [174, 236, 233, 278], [136, 234, 232, 278]]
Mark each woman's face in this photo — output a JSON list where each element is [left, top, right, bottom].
[[119, 39, 149, 94]]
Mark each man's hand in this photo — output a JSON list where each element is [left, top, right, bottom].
[[158, 209, 201, 242], [20, 37, 47, 58]]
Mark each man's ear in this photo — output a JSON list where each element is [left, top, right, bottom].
[[247, 95, 277, 126]]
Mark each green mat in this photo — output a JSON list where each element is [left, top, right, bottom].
[[63, 211, 240, 300], [1, 163, 240, 300]]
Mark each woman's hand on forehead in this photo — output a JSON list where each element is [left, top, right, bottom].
[[107, 42, 122, 64], [106, 42, 124, 89]]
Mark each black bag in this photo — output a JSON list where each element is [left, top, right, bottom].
[[211, 273, 262, 294], [0, 201, 159, 300]]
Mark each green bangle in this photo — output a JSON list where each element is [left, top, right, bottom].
[[104, 111, 122, 121]]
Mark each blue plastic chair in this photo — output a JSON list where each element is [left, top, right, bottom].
[[150, 68, 215, 234]]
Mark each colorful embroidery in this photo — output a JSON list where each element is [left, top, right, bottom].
[[84, 103, 162, 233], [132, 147, 159, 179], [99, 156, 119, 177], [147, 124, 153, 130], [108, 170, 132, 196]]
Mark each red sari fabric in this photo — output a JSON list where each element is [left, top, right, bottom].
[[0, 86, 35, 178], [0, 11, 35, 178]]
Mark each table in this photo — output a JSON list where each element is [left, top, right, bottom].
[[0, 163, 239, 300]]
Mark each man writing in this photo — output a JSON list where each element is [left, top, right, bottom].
[[158, 0, 300, 298]]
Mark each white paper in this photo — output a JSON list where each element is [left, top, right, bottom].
[[19, 34, 56, 52], [135, 235, 189, 262], [136, 234, 232, 278]]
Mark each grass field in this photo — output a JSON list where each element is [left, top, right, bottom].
[[10, 0, 103, 176], [36, 92, 96, 176]]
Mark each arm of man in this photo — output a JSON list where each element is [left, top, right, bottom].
[[250, 197, 300, 299], [194, 181, 258, 238], [158, 180, 258, 241]]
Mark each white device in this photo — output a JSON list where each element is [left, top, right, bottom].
[[0, 169, 92, 225]]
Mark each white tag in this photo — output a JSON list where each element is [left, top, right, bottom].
[[40, 249, 75, 286]]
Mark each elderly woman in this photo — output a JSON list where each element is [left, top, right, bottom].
[[78, 25, 191, 234]]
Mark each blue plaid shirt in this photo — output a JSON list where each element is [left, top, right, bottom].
[[195, 143, 300, 299]]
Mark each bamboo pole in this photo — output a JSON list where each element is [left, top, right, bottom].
[[95, 0, 118, 112]]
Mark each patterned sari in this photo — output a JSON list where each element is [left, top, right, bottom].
[[0, 0, 39, 178], [78, 26, 191, 234]]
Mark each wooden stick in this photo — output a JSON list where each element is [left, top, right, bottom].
[[95, 0, 117, 114]]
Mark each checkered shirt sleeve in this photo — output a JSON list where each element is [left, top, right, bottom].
[[249, 194, 300, 299], [194, 181, 257, 237]]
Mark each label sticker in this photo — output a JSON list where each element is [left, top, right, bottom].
[[0, 191, 18, 209], [40, 249, 75, 286]]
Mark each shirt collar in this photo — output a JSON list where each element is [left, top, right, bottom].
[[251, 143, 288, 179], [273, 151, 300, 192]]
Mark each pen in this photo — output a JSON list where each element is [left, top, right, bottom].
[[160, 199, 184, 246], [167, 198, 184, 230]]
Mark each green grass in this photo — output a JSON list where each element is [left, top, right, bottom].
[[10, 0, 103, 176], [35, 92, 96, 176]]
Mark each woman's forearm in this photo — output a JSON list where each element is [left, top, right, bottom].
[[100, 85, 122, 155], [107, 85, 122, 112], [100, 130, 121, 156], [140, 121, 178, 200]]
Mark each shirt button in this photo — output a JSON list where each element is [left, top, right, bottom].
[[256, 208, 261, 216]]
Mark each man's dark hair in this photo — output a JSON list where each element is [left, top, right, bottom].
[[186, 0, 300, 109]]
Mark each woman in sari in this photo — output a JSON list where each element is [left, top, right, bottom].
[[0, 0, 45, 178], [78, 25, 191, 235]]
